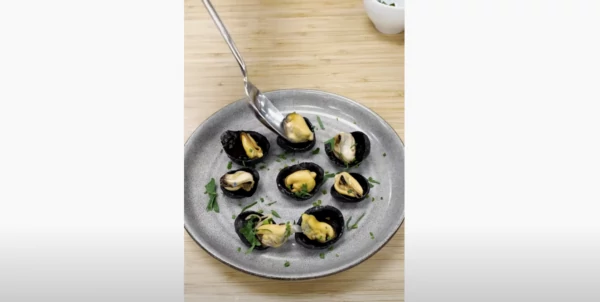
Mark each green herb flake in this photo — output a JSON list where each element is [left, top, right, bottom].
[[372, 197, 375, 202], [322, 189, 327, 195], [266, 201, 277, 206], [258, 209, 264, 214], [232, 215, 236, 219], [370, 232, 375, 239], [293, 183, 312, 198], [323, 173, 336, 182], [368, 177, 380, 185], [311, 148, 320, 155], [237, 247, 241, 252], [239, 218, 262, 254], [383, 153, 387, 157], [312, 199, 322, 207], [290, 158, 296, 162], [319, 253, 325, 259], [204, 178, 219, 213], [260, 198, 264, 203], [259, 165, 267, 170], [369, 183, 374, 188], [271, 210, 281, 218], [316, 116, 325, 130], [227, 161, 232, 169], [277, 153, 288, 160], [348, 189, 354, 194], [347, 212, 366, 230], [328, 246, 334, 251], [284, 261, 290, 267], [240, 201, 258, 213]]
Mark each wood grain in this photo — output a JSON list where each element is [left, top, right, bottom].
[[185, 0, 404, 301]]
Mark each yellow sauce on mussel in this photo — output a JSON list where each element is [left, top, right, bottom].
[[284, 170, 317, 193], [283, 113, 314, 143], [255, 224, 290, 248], [301, 214, 335, 243], [240, 132, 263, 159], [334, 172, 364, 198]]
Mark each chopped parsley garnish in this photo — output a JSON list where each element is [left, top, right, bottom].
[[346, 212, 366, 230], [325, 138, 335, 151], [284, 261, 290, 267], [237, 247, 241, 252], [260, 198, 264, 203], [266, 201, 277, 206], [323, 173, 336, 182], [258, 209, 264, 214], [370, 232, 375, 239], [227, 161, 232, 169], [283, 222, 292, 238], [328, 246, 334, 251], [312, 199, 322, 207], [277, 152, 288, 160], [293, 183, 311, 198], [240, 201, 258, 213], [204, 178, 219, 213], [271, 210, 281, 218], [372, 197, 375, 202], [368, 177, 380, 185], [319, 253, 325, 259], [311, 148, 320, 155], [316, 116, 325, 130], [347, 189, 354, 194], [369, 183, 374, 188], [239, 218, 261, 254], [259, 165, 267, 170], [232, 215, 236, 219], [290, 158, 296, 162], [322, 189, 327, 195]]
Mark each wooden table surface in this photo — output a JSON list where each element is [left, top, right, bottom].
[[184, 0, 404, 301]]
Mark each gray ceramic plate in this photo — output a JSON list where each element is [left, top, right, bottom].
[[185, 89, 404, 280]]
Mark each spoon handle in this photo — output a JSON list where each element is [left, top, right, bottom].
[[202, 0, 247, 78]]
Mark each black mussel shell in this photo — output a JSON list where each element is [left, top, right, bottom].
[[219, 168, 260, 199], [276, 117, 317, 152], [221, 130, 270, 166], [294, 205, 344, 250], [330, 172, 371, 203], [276, 162, 324, 201], [324, 131, 371, 168], [234, 211, 276, 251]]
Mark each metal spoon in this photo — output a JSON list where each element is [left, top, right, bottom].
[[202, 0, 290, 141]]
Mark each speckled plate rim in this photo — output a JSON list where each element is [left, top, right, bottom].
[[184, 89, 404, 280]]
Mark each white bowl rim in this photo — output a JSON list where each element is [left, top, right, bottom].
[[367, 0, 404, 10]]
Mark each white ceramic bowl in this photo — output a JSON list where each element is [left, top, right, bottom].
[[363, 0, 405, 34]]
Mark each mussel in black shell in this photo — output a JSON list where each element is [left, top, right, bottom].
[[219, 168, 260, 198], [221, 130, 270, 166], [276, 162, 324, 201], [294, 205, 344, 250], [330, 172, 370, 203], [324, 131, 371, 167], [276, 112, 316, 152], [234, 211, 293, 253]]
